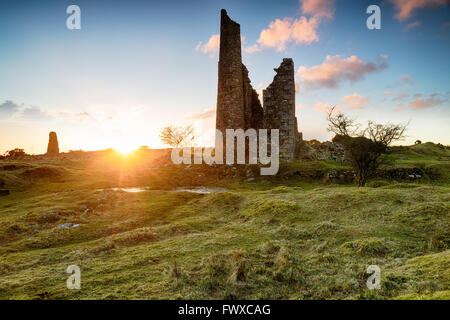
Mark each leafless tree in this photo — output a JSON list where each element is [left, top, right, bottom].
[[326, 108, 408, 187], [326, 106, 361, 136], [159, 125, 195, 148], [365, 121, 409, 147]]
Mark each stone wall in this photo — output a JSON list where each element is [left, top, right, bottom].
[[215, 9, 245, 133], [242, 64, 264, 130], [215, 10, 301, 162], [216, 9, 263, 133], [263, 58, 299, 161]]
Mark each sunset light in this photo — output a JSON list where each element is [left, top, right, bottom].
[[0, 0, 448, 308]]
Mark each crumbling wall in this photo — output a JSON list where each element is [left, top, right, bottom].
[[216, 10, 301, 162], [216, 9, 263, 133], [242, 65, 264, 130], [263, 58, 298, 161], [216, 9, 245, 133]]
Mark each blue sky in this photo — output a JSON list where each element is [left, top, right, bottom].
[[0, 0, 449, 154]]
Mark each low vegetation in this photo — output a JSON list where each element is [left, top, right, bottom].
[[0, 143, 448, 299]]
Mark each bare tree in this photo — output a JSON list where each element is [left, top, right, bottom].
[[326, 109, 408, 187], [365, 121, 409, 147], [159, 125, 195, 148], [326, 106, 361, 136]]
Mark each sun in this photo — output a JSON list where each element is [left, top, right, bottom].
[[113, 143, 136, 155]]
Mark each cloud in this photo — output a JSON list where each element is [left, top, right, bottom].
[[392, 93, 409, 102], [197, 34, 250, 57], [0, 100, 21, 117], [296, 55, 388, 90], [313, 101, 332, 113], [396, 103, 408, 111], [409, 93, 445, 109], [244, 44, 262, 54], [246, 0, 334, 53], [300, 0, 335, 19], [187, 108, 216, 120], [20, 106, 51, 120], [386, 74, 415, 88], [390, 0, 449, 21], [296, 103, 306, 110], [403, 20, 421, 31], [341, 93, 369, 110], [50, 110, 93, 123], [255, 16, 320, 52], [196, 34, 220, 58], [441, 21, 450, 29]]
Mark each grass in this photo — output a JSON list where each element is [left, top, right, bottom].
[[0, 143, 448, 299]]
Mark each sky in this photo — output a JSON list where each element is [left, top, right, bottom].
[[0, 0, 449, 154]]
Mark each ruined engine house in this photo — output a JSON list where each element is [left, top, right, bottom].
[[215, 9, 301, 161]]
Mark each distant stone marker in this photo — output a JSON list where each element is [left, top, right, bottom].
[[47, 131, 60, 154]]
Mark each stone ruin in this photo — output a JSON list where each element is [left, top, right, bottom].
[[215, 9, 302, 161], [46, 131, 59, 155]]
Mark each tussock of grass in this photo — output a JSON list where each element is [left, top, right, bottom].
[[341, 238, 388, 256], [244, 199, 299, 216], [0, 153, 448, 299], [366, 180, 390, 188]]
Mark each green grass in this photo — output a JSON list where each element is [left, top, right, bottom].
[[0, 143, 448, 299]]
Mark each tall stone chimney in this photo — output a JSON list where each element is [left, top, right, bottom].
[[46, 131, 59, 154], [215, 9, 246, 133]]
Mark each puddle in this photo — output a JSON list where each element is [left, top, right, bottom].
[[110, 187, 151, 193], [57, 223, 80, 229], [173, 186, 228, 194], [95, 186, 227, 194], [96, 187, 152, 193]]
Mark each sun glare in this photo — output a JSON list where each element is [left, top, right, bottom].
[[113, 144, 136, 155]]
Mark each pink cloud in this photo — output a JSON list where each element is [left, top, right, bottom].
[[409, 94, 445, 109], [390, 0, 449, 21], [256, 16, 319, 51], [441, 21, 450, 29], [341, 93, 369, 110], [313, 101, 331, 113], [244, 44, 262, 54], [392, 93, 409, 102], [300, 0, 335, 19], [386, 74, 416, 88], [187, 108, 216, 120], [296, 55, 388, 90], [403, 20, 421, 31], [396, 104, 408, 111], [296, 103, 306, 110], [247, 0, 335, 53], [195, 34, 220, 58]]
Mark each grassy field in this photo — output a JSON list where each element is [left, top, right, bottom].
[[0, 143, 448, 299]]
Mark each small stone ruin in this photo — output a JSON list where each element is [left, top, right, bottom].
[[46, 131, 59, 155]]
